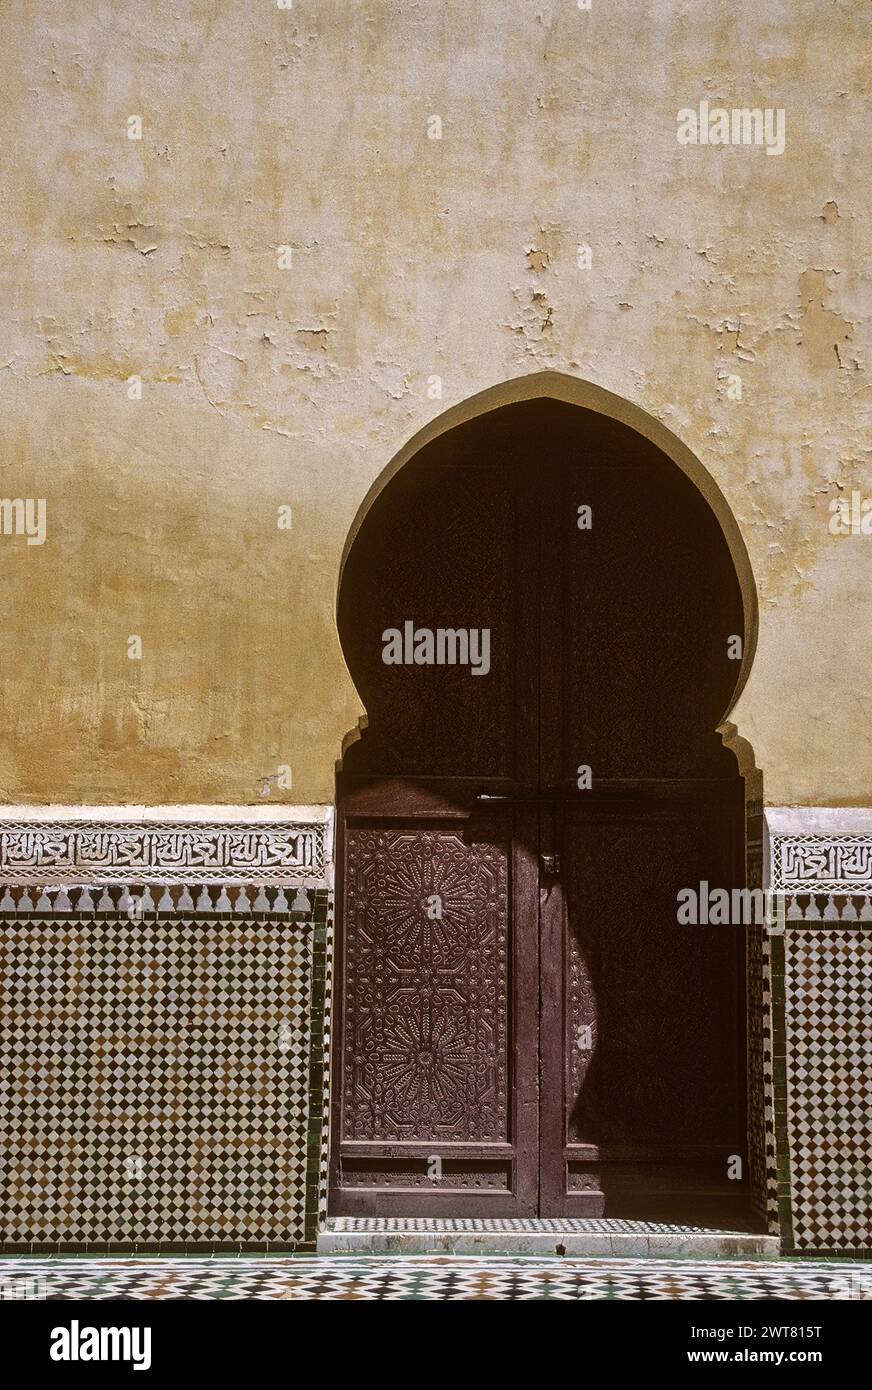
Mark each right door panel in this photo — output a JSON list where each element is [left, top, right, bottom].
[[538, 788, 746, 1219]]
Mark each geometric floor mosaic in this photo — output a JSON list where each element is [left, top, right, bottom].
[[2, 1257, 871, 1300]]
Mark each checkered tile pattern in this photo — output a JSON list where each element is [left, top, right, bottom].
[[785, 927, 872, 1251], [2, 1256, 869, 1301], [0, 917, 313, 1247]]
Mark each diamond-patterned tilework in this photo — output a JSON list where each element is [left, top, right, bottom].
[[1, 1256, 869, 1301], [785, 927, 872, 1252], [0, 916, 313, 1247]]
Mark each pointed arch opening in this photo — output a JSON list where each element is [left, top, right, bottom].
[[330, 375, 764, 1226]]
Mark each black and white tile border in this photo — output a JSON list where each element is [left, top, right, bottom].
[[765, 809, 872, 1255]]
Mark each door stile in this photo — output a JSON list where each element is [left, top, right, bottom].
[[536, 459, 576, 1213], [511, 803, 541, 1214], [537, 800, 573, 1214]]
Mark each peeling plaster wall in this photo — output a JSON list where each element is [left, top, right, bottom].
[[0, 0, 869, 806]]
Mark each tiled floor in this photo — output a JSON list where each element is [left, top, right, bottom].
[[2, 1257, 870, 1301]]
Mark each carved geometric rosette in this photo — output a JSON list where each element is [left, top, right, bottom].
[[342, 826, 509, 1144], [0, 819, 326, 886], [769, 835, 872, 895]]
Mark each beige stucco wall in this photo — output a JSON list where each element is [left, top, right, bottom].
[[0, 0, 869, 806]]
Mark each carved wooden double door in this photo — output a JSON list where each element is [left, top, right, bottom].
[[331, 399, 746, 1218]]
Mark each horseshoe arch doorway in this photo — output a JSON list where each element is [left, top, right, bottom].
[[331, 380, 759, 1222]]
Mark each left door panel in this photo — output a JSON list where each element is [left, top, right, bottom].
[[331, 789, 540, 1215]]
